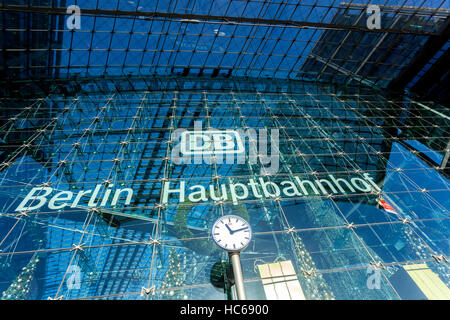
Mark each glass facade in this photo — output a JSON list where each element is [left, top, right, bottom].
[[0, 0, 449, 301], [0, 77, 448, 300]]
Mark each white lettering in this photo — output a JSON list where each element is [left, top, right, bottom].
[[48, 191, 73, 210], [351, 177, 372, 192], [15, 187, 53, 211], [15, 173, 381, 211], [280, 180, 302, 197], [111, 188, 133, 206], [259, 178, 280, 198], [188, 185, 208, 202], [162, 181, 185, 204], [229, 183, 249, 205]]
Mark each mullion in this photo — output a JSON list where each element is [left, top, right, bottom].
[[103, 1, 121, 74], [86, 0, 100, 75], [232, 0, 267, 76], [152, 0, 181, 72], [120, 0, 142, 74], [243, 1, 283, 76]]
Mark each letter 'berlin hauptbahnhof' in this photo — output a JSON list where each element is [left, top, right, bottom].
[[161, 173, 381, 205], [15, 173, 381, 212]]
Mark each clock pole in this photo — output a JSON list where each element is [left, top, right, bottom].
[[211, 215, 251, 301], [229, 251, 247, 300]]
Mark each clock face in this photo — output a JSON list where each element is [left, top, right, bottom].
[[211, 215, 252, 252]]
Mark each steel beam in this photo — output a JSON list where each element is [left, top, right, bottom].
[[0, 4, 441, 36]]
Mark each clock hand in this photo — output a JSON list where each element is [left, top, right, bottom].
[[225, 224, 233, 234], [233, 227, 249, 233]]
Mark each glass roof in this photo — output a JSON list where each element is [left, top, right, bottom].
[[1, 0, 449, 87]]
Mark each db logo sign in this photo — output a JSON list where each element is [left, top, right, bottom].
[[171, 121, 280, 174], [180, 130, 244, 155]]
